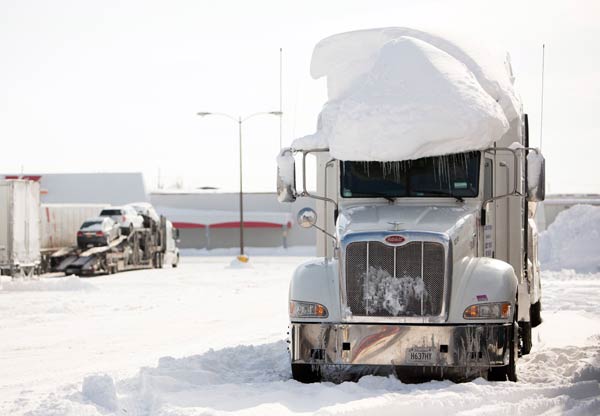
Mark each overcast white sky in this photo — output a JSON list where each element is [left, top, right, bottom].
[[1, 0, 599, 194]]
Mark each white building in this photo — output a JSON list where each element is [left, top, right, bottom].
[[151, 191, 316, 250]]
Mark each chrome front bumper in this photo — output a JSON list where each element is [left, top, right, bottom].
[[290, 322, 511, 369]]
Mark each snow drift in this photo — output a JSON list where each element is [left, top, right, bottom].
[[0, 275, 96, 292], [82, 374, 118, 411], [4, 258, 600, 416], [539, 204, 600, 273], [292, 27, 520, 161]]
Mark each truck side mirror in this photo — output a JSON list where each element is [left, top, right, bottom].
[[527, 151, 545, 202], [297, 207, 317, 228], [277, 148, 297, 203]]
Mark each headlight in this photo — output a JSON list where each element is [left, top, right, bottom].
[[289, 300, 328, 318], [463, 302, 511, 319]]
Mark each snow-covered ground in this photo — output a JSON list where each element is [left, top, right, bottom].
[[1, 254, 599, 416]]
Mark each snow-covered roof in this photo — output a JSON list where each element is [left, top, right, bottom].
[[293, 27, 522, 162]]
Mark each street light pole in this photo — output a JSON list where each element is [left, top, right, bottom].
[[197, 111, 282, 261], [238, 116, 244, 256]]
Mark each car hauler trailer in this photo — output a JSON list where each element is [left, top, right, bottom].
[[55, 216, 168, 276], [40, 203, 108, 272], [0, 180, 41, 277], [276, 28, 545, 383]]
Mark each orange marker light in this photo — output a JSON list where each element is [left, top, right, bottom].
[[464, 305, 479, 318], [501, 303, 511, 319]]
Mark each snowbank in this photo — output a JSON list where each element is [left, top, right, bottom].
[[81, 374, 118, 411], [5, 259, 600, 416], [0, 275, 96, 292], [539, 204, 600, 273], [293, 28, 520, 162]]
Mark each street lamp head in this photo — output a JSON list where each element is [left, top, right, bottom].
[[269, 111, 283, 116], [197, 112, 212, 117]]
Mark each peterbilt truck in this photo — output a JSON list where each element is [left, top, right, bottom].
[[277, 111, 545, 382]]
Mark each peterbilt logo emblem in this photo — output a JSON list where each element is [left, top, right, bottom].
[[385, 235, 406, 244]]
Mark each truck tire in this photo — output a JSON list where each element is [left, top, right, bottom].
[[519, 321, 532, 355], [153, 252, 163, 269], [530, 301, 542, 328], [291, 364, 321, 383], [488, 316, 519, 382]]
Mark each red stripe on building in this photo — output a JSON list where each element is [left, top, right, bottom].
[[173, 221, 291, 230], [211, 221, 288, 229]]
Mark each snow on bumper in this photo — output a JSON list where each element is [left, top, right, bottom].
[[290, 322, 511, 368]]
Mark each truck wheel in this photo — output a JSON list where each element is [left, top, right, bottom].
[[291, 364, 321, 383], [519, 321, 532, 355], [488, 318, 519, 382], [530, 301, 542, 328], [507, 322, 518, 382]]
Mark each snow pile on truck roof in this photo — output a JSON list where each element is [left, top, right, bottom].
[[539, 204, 600, 273], [292, 27, 521, 161]]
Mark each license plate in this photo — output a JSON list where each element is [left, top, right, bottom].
[[407, 347, 434, 363], [85, 233, 94, 237]]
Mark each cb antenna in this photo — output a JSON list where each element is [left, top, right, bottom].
[[539, 44, 546, 151]]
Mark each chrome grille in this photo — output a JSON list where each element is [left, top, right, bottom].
[[345, 240, 445, 317]]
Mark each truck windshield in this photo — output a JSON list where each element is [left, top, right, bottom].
[[341, 151, 480, 199]]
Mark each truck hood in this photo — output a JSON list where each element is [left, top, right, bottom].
[[337, 204, 476, 240]]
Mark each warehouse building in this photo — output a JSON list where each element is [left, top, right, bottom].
[[151, 191, 316, 250]]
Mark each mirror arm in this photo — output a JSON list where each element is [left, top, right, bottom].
[[483, 146, 541, 197], [300, 190, 338, 211], [311, 223, 338, 245], [481, 191, 522, 226], [480, 146, 544, 223], [299, 149, 339, 212]]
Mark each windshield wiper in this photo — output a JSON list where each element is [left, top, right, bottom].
[[417, 189, 464, 202], [359, 191, 396, 203]]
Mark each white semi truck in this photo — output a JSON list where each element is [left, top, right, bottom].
[[277, 29, 545, 383]]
